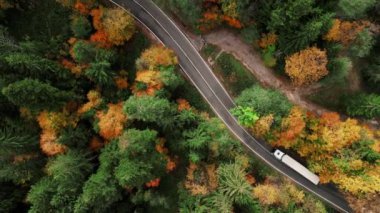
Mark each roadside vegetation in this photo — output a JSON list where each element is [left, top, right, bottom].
[[158, 0, 380, 211], [0, 0, 332, 212]]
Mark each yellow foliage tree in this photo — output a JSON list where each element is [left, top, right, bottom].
[[285, 47, 328, 86], [132, 70, 163, 96], [251, 114, 274, 138], [253, 184, 282, 205], [253, 178, 305, 207], [220, 0, 238, 18], [96, 102, 127, 140], [137, 45, 178, 70], [102, 8, 136, 46]]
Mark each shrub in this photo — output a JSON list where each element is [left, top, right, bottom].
[[71, 15, 92, 38]]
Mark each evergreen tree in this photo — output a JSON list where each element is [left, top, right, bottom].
[[349, 29, 375, 58], [323, 57, 352, 86], [71, 15, 92, 39], [345, 93, 380, 119], [217, 163, 254, 206], [85, 61, 115, 86], [115, 129, 166, 187], [1, 79, 76, 111], [27, 151, 93, 213], [363, 55, 380, 91], [71, 40, 115, 64], [0, 124, 44, 184], [75, 141, 122, 213], [123, 95, 176, 127], [4, 52, 71, 79], [338, 0, 376, 18], [264, 0, 333, 54]]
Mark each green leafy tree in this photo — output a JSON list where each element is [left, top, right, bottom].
[[231, 106, 259, 127], [1, 79, 75, 111], [352, 140, 380, 164], [71, 15, 92, 39], [159, 65, 184, 91], [338, 0, 376, 18], [236, 85, 292, 121], [345, 93, 380, 119]]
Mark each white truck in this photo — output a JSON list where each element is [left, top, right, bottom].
[[274, 150, 320, 185]]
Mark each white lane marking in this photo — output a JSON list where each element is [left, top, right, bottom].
[[139, 0, 236, 106], [109, 1, 349, 212]]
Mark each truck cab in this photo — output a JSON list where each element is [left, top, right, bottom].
[[274, 149, 285, 160]]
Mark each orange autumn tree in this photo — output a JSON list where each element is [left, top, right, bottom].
[[199, 0, 243, 31], [184, 163, 218, 195], [285, 47, 328, 86], [155, 138, 177, 172], [258, 32, 278, 49], [90, 7, 136, 46], [324, 19, 370, 45], [77, 90, 102, 115], [96, 102, 127, 140], [132, 45, 179, 96], [270, 106, 380, 195], [37, 110, 79, 156], [177, 99, 191, 111], [272, 108, 361, 159], [272, 107, 306, 149], [132, 70, 163, 96]]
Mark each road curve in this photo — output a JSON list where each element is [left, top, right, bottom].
[[110, 0, 352, 212]]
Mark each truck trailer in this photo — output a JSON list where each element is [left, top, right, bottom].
[[274, 150, 320, 185]]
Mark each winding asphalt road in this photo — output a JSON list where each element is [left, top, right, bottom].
[[110, 0, 352, 212]]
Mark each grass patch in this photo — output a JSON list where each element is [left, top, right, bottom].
[[202, 43, 219, 58], [174, 80, 212, 114], [306, 87, 347, 112], [215, 52, 257, 96]]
